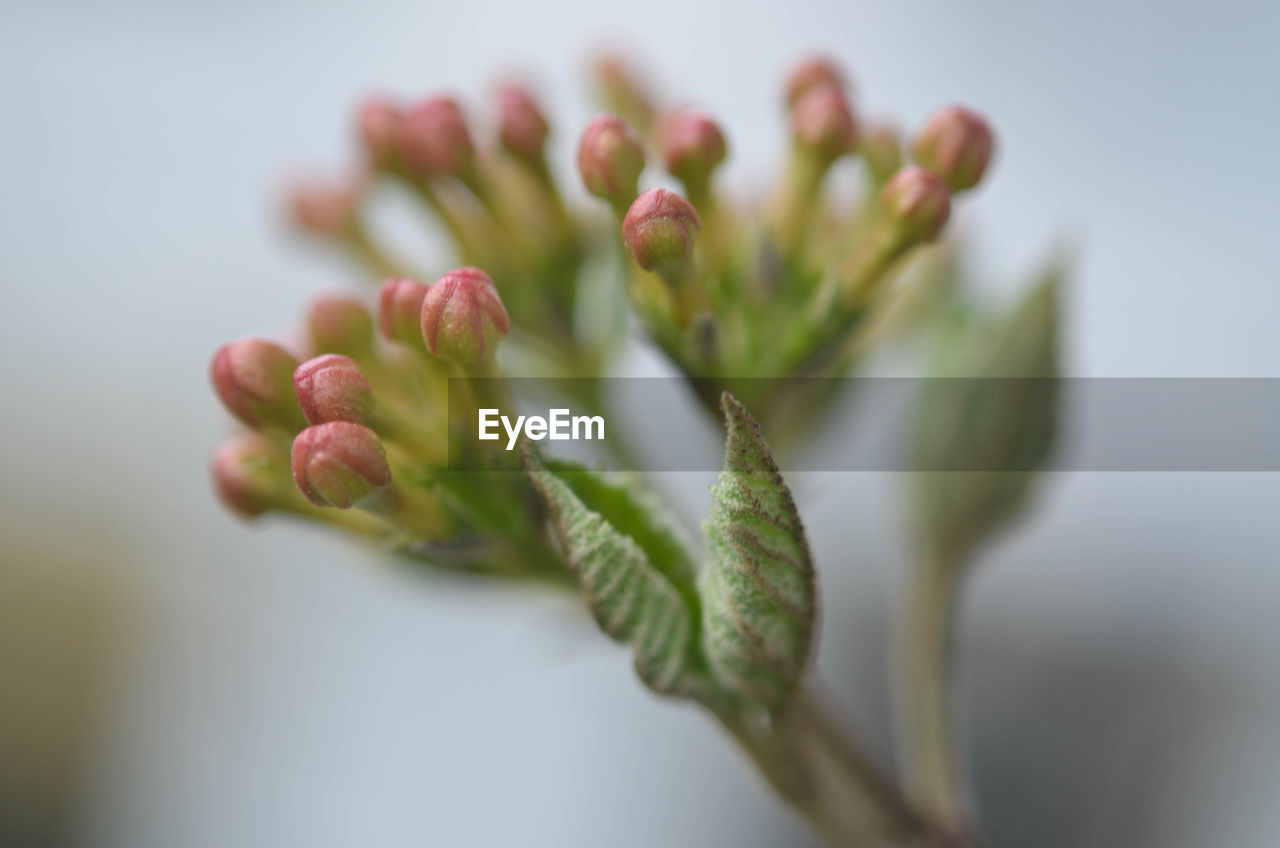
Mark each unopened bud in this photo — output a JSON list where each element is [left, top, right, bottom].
[[882, 166, 952, 244], [293, 354, 375, 426], [593, 54, 656, 133], [397, 96, 475, 176], [860, 122, 904, 185], [211, 338, 302, 430], [211, 434, 281, 519], [356, 95, 403, 168], [784, 54, 847, 109], [291, 422, 392, 509], [577, 114, 645, 207], [622, 188, 701, 273], [420, 267, 510, 364], [307, 295, 375, 355], [910, 105, 995, 192], [287, 175, 364, 237], [377, 277, 431, 350], [660, 111, 727, 190], [497, 85, 550, 164], [791, 84, 857, 164]]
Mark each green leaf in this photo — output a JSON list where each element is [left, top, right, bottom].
[[912, 269, 1061, 564], [699, 393, 817, 710], [524, 452, 698, 695]]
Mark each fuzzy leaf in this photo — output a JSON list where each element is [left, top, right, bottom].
[[525, 452, 696, 695], [699, 393, 817, 710], [912, 269, 1061, 564]]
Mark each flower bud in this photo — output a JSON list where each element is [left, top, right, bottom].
[[497, 85, 550, 164], [356, 95, 403, 168], [577, 114, 645, 206], [660, 111, 727, 190], [211, 434, 281, 519], [293, 354, 375, 426], [307, 295, 375, 355], [882, 166, 952, 244], [860, 122, 904, 185], [784, 54, 847, 109], [622, 188, 701, 273], [397, 96, 475, 176], [420, 267, 510, 364], [910, 105, 995, 192], [287, 175, 364, 237], [211, 338, 302, 430], [791, 84, 857, 163], [377, 277, 431, 350], [592, 54, 656, 133], [291, 422, 392, 509]]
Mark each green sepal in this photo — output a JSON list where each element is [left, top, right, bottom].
[[699, 393, 817, 710]]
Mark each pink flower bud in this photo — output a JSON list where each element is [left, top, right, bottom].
[[211, 338, 302, 430], [660, 111, 728, 189], [397, 96, 475, 176], [291, 422, 392, 509], [376, 277, 431, 350], [293, 354, 375, 426], [420, 267, 510, 364], [356, 95, 403, 168], [211, 434, 280, 519], [882, 166, 952, 243], [622, 188, 701, 273], [577, 114, 645, 206], [784, 54, 847, 109], [910, 105, 995, 191], [307, 295, 374, 354], [791, 84, 858, 163], [286, 175, 364, 237], [497, 85, 550, 163]]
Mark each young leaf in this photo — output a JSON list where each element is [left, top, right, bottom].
[[699, 393, 817, 710], [524, 452, 697, 695]]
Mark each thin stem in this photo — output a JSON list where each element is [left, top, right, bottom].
[[895, 548, 969, 831]]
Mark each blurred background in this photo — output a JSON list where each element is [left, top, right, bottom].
[[3, 0, 1279, 845]]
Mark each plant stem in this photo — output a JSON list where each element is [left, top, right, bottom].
[[719, 690, 968, 848], [895, 549, 968, 830]]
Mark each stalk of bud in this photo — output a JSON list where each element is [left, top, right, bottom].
[[211, 338, 303, 430], [660, 111, 727, 204], [784, 54, 847, 109], [497, 85, 551, 169], [293, 354, 377, 427], [307, 295, 375, 356], [291, 422, 392, 509], [356, 95, 403, 170], [397, 96, 476, 178], [420, 267, 510, 365], [577, 114, 646, 212], [910, 105, 995, 192], [377, 278, 432, 352]]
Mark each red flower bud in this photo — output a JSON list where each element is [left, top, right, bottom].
[[910, 105, 995, 192], [211, 338, 302, 430], [211, 434, 280, 519], [577, 114, 646, 206], [882, 166, 952, 243], [791, 84, 858, 163], [356, 95, 403, 168], [397, 96, 475, 176], [307, 295, 374, 354], [293, 354, 375, 426], [860, 122, 904, 184], [291, 422, 392, 509], [784, 54, 847, 109], [286, 175, 364, 237], [377, 277, 432, 350], [497, 85, 550, 164], [622, 188, 701, 273], [420, 267, 510, 364], [660, 111, 727, 189]]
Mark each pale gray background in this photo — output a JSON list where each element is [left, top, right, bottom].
[[2, 0, 1279, 846]]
